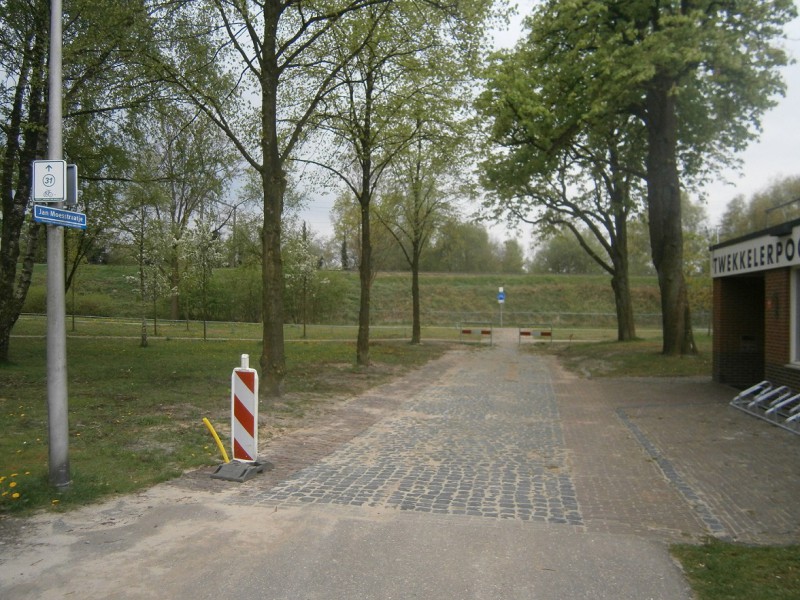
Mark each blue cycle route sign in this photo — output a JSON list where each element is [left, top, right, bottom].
[[33, 204, 87, 230]]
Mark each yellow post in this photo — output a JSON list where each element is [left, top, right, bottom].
[[202, 417, 230, 463]]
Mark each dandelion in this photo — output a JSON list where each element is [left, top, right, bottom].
[[11, 493, 20, 499], [9, 481, 17, 488], [0, 476, 5, 483], [51, 499, 60, 505]]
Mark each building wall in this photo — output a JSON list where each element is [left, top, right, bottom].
[[711, 220, 800, 390]]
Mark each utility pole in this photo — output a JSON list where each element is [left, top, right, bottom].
[[46, 0, 70, 489]]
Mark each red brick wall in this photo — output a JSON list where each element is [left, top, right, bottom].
[[714, 268, 800, 389], [764, 269, 790, 365]]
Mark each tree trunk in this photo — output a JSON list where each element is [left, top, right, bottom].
[[0, 15, 47, 362], [609, 181, 636, 342], [356, 68, 375, 367], [645, 74, 696, 355], [260, 169, 287, 397], [259, 14, 287, 397], [357, 199, 372, 366], [410, 247, 421, 344], [170, 255, 180, 320], [611, 270, 636, 342]]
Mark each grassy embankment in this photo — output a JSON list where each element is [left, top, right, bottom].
[[19, 263, 706, 333]]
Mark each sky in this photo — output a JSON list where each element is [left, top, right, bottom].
[[701, 10, 800, 226], [297, 2, 800, 245]]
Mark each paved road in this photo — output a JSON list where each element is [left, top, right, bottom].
[[2, 329, 799, 599]]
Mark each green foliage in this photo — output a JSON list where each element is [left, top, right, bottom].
[[530, 229, 607, 275], [479, 0, 795, 353], [718, 175, 800, 242], [424, 220, 500, 272], [499, 239, 525, 274], [0, 0, 162, 359]]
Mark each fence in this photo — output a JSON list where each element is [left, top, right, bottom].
[[459, 323, 493, 344], [518, 325, 553, 344], [391, 310, 711, 331]]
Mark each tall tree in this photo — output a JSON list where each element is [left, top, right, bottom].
[[145, 0, 401, 393], [305, 0, 490, 363], [424, 219, 498, 273], [376, 130, 458, 343], [529, 228, 606, 275], [485, 0, 795, 355], [123, 102, 238, 319], [499, 239, 525, 274], [0, 0, 48, 361], [0, 0, 158, 361], [478, 48, 646, 341]]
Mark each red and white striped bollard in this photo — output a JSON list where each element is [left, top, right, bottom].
[[231, 354, 258, 462]]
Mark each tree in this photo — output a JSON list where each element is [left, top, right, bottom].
[[499, 239, 525, 274], [478, 7, 657, 341], [682, 195, 711, 277], [424, 220, 498, 273], [125, 204, 173, 346], [303, 0, 490, 364], [529, 229, 605, 275], [0, 0, 159, 360], [283, 221, 322, 336], [178, 221, 224, 341], [719, 175, 800, 241], [717, 195, 750, 242], [145, 0, 402, 394], [490, 0, 795, 355], [376, 138, 456, 343], [127, 103, 238, 319], [477, 50, 646, 341]]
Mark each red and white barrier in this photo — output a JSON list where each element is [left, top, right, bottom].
[[231, 354, 259, 462], [519, 326, 553, 344]]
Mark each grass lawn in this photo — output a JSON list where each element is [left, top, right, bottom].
[[0, 334, 448, 515], [671, 539, 800, 600], [525, 331, 713, 378]]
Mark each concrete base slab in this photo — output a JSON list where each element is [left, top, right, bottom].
[[210, 460, 273, 483]]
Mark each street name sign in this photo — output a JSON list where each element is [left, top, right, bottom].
[[33, 204, 87, 230], [32, 160, 67, 202]]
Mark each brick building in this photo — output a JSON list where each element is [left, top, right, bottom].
[[711, 218, 800, 389]]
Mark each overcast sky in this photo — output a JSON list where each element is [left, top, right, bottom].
[[298, 2, 800, 243], [701, 12, 800, 225]]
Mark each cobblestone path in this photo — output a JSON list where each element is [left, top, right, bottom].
[[236, 340, 583, 526]]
